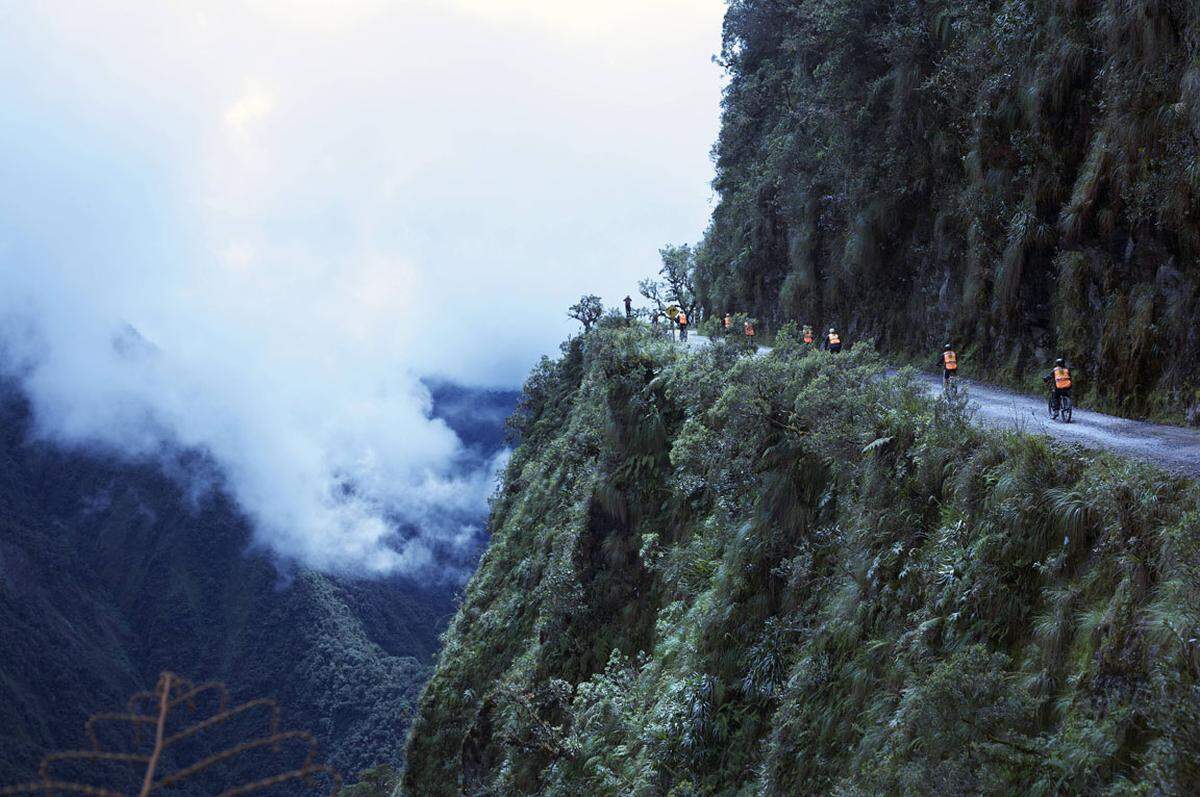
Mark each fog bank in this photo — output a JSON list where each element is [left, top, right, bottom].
[[0, 0, 723, 574]]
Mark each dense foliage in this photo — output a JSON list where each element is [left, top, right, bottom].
[[697, 0, 1200, 419], [403, 326, 1200, 795]]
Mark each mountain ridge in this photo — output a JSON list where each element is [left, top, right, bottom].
[[0, 379, 518, 786], [401, 326, 1200, 795]]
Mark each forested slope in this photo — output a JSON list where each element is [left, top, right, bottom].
[[0, 382, 516, 786], [403, 326, 1200, 795], [696, 0, 1200, 419]]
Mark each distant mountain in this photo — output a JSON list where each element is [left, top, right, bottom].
[[0, 380, 517, 786], [426, 380, 520, 457]]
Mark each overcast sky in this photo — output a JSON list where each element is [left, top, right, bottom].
[[0, 0, 726, 575]]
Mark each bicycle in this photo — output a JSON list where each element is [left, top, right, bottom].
[[1048, 392, 1073, 423]]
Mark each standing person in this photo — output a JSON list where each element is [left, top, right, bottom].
[[724, 313, 733, 334], [826, 328, 842, 353], [941, 344, 959, 391], [624, 296, 633, 325], [1044, 358, 1073, 417], [803, 324, 815, 346], [677, 310, 689, 341], [744, 319, 756, 339]]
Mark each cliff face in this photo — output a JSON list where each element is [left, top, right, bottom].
[[697, 0, 1199, 419], [403, 327, 1200, 795], [0, 382, 516, 785]]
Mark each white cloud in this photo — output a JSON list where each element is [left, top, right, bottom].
[[0, 0, 724, 574], [447, 0, 726, 38], [224, 83, 275, 133]]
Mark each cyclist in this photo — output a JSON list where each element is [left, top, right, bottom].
[[724, 313, 733, 334], [1043, 358, 1073, 418], [677, 310, 689, 341], [825, 328, 842, 353], [802, 324, 815, 346], [941, 344, 959, 390]]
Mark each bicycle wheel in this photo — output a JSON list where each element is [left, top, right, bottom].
[[1062, 397, 1072, 423], [1048, 394, 1057, 419]]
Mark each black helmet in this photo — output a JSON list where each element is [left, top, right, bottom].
[[944, 343, 953, 351], [1055, 357, 1066, 367]]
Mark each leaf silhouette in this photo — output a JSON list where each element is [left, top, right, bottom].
[[1, 672, 340, 796]]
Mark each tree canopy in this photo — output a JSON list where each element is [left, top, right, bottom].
[[567, 295, 605, 331]]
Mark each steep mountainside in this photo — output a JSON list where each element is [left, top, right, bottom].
[[0, 382, 517, 785], [403, 326, 1200, 795], [697, 0, 1199, 419]]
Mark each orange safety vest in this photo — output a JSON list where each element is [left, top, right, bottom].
[[745, 323, 756, 337], [803, 326, 814, 344], [943, 351, 958, 370], [1054, 367, 1072, 389], [724, 315, 731, 329], [678, 312, 688, 326], [828, 332, 841, 346]]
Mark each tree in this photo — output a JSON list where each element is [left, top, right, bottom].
[[640, 244, 700, 325], [568, 295, 605, 332], [637, 278, 666, 313]]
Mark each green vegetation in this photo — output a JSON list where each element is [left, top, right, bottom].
[[640, 245, 701, 326], [694, 0, 1200, 420], [343, 764, 401, 796], [568, 295, 605, 332], [403, 325, 1200, 795]]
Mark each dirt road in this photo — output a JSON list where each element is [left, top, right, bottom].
[[678, 334, 1200, 476]]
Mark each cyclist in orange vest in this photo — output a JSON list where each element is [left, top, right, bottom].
[[825, 328, 842, 353], [941, 344, 958, 387], [677, 310, 689, 341], [744, 320, 756, 338], [724, 313, 733, 334], [1044, 358, 1072, 416], [802, 324, 815, 345]]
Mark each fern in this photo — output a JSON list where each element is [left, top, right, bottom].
[[861, 436, 894, 455]]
